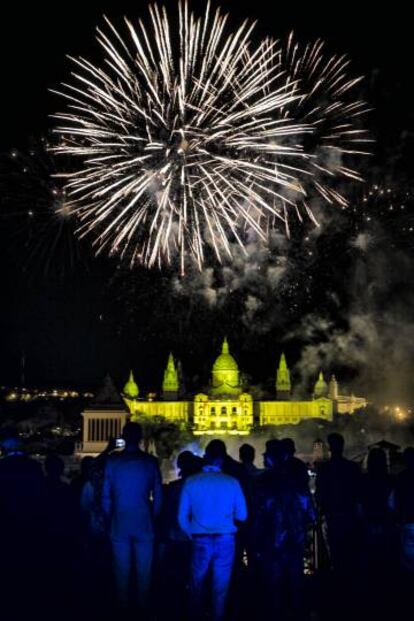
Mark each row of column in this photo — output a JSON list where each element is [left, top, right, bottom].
[[87, 417, 123, 442]]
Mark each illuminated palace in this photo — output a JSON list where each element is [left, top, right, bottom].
[[81, 339, 366, 453]]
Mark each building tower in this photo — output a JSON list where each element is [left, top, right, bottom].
[[314, 371, 328, 398], [210, 337, 241, 396], [123, 370, 139, 399], [328, 374, 339, 400], [276, 353, 291, 400], [162, 353, 180, 400], [82, 374, 128, 453]]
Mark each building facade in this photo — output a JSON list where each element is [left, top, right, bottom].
[[81, 339, 367, 451]]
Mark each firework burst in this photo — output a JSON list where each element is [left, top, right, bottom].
[[53, 1, 309, 272], [0, 137, 86, 278], [277, 32, 371, 214]]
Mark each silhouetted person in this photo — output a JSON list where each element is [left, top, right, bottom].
[[71, 455, 94, 504], [362, 448, 394, 550], [80, 441, 116, 539], [159, 451, 203, 619], [237, 443, 261, 581], [360, 448, 396, 618], [239, 443, 260, 478], [257, 441, 315, 620], [316, 433, 362, 620], [219, 443, 244, 482], [263, 439, 281, 469], [164, 451, 203, 543], [44, 453, 78, 610], [0, 428, 47, 616], [102, 422, 162, 617], [280, 438, 309, 491], [394, 447, 414, 571], [79, 450, 115, 617], [45, 453, 67, 491], [178, 439, 247, 621]]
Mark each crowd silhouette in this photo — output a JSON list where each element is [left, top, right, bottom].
[[1, 424, 414, 621]]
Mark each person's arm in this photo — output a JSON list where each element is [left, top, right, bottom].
[[152, 460, 163, 519], [178, 481, 192, 537], [102, 460, 113, 519], [315, 465, 326, 514], [233, 480, 248, 523], [80, 481, 94, 514]]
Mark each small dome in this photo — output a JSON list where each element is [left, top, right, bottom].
[[212, 338, 238, 371]]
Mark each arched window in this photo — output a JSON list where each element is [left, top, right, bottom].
[[232, 407, 237, 415], [211, 407, 216, 415], [221, 406, 227, 415]]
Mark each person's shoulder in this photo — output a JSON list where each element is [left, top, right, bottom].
[[106, 452, 120, 464], [184, 471, 203, 485], [105, 452, 123, 471], [221, 472, 242, 487], [141, 451, 160, 468], [345, 458, 360, 473]]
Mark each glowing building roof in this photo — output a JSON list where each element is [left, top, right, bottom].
[[162, 353, 179, 393], [123, 370, 139, 398], [212, 338, 239, 371]]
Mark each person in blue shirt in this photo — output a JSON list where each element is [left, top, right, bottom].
[[178, 439, 247, 621], [102, 422, 162, 617]]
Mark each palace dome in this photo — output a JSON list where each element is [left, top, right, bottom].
[[212, 338, 238, 371]]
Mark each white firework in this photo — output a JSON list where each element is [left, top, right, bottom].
[[53, 1, 308, 272], [278, 32, 371, 213]]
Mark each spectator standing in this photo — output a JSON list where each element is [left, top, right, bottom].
[[102, 422, 163, 618], [178, 440, 247, 621]]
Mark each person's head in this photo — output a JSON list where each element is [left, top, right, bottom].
[[403, 447, 414, 471], [281, 438, 296, 459], [328, 433, 345, 458], [263, 439, 281, 469], [177, 451, 203, 478], [45, 454, 65, 480], [367, 448, 388, 476], [122, 422, 143, 449], [0, 427, 22, 456], [239, 443, 255, 465], [204, 439, 227, 468]]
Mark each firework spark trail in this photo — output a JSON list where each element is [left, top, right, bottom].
[[53, 1, 311, 272], [276, 32, 372, 215], [0, 138, 86, 277]]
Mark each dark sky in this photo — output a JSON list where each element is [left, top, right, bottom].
[[0, 1, 412, 393]]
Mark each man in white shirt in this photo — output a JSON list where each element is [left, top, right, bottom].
[[178, 439, 247, 621]]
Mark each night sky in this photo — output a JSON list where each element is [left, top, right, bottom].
[[0, 1, 413, 399]]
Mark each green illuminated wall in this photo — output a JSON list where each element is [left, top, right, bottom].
[[120, 345, 361, 435], [126, 398, 190, 423], [193, 392, 254, 435], [259, 398, 333, 426]]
